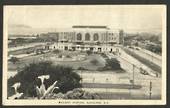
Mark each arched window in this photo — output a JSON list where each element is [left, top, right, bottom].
[[93, 33, 99, 41], [77, 33, 82, 40], [85, 33, 90, 41]]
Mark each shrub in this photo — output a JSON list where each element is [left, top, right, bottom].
[[44, 88, 101, 99], [86, 50, 92, 55], [77, 67, 87, 70], [58, 54, 62, 58], [97, 67, 108, 71], [8, 61, 81, 97], [104, 58, 122, 70], [146, 44, 162, 54], [66, 55, 71, 58], [53, 49, 60, 54], [63, 88, 101, 99], [90, 59, 98, 65], [100, 53, 108, 58], [9, 57, 19, 64]]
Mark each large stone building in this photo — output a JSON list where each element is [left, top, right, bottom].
[[57, 26, 120, 44], [43, 26, 124, 52]]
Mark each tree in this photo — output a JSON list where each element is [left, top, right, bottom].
[[86, 50, 92, 55], [134, 42, 138, 46], [105, 58, 122, 70], [9, 57, 19, 64], [58, 54, 62, 58], [146, 44, 162, 54], [8, 61, 81, 97], [66, 55, 71, 58]]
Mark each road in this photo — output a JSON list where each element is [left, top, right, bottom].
[[123, 48, 161, 73], [8, 42, 46, 52], [76, 70, 161, 99]]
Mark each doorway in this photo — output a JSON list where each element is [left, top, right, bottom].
[[98, 48, 101, 52], [64, 46, 68, 50]]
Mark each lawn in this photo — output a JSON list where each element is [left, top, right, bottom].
[[8, 51, 106, 71]]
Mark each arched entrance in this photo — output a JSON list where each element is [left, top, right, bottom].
[[93, 33, 99, 41], [77, 33, 82, 41], [85, 33, 90, 41]]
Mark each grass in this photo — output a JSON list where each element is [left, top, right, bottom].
[[8, 51, 106, 71], [8, 50, 125, 73], [52, 54, 106, 70]]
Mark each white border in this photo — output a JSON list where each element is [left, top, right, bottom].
[[2, 5, 167, 105]]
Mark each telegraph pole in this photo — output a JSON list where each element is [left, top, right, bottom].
[[106, 78, 108, 94], [81, 70, 83, 84], [149, 81, 152, 99], [132, 64, 135, 88], [129, 77, 131, 99]]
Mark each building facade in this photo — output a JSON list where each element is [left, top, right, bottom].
[[50, 43, 120, 53], [57, 26, 120, 44], [43, 26, 124, 52]]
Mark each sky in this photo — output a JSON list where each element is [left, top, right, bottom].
[[4, 5, 165, 34]]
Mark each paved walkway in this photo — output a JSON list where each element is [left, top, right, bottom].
[[82, 83, 142, 89]]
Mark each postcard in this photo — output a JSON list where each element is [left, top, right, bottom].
[[2, 5, 166, 105]]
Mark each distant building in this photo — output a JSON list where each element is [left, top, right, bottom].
[[158, 35, 162, 42], [9, 35, 37, 40], [119, 30, 124, 44]]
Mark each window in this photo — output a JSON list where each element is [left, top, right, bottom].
[[93, 33, 99, 41], [77, 33, 82, 40], [85, 33, 90, 41]]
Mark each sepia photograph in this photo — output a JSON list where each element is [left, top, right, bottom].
[[2, 5, 166, 105]]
